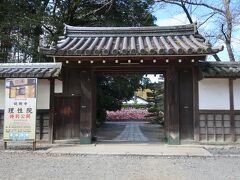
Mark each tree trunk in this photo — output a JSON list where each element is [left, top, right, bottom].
[[223, 0, 235, 61], [225, 41, 235, 61]]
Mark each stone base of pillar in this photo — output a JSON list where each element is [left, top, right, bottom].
[[80, 129, 92, 144], [168, 132, 180, 145]]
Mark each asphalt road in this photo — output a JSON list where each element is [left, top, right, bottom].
[[0, 152, 239, 180]]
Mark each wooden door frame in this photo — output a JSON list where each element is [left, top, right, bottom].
[[94, 66, 195, 144], [57, 63, 199, 145]]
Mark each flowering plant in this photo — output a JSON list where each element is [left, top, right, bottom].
[[106, 107, 150, 121]]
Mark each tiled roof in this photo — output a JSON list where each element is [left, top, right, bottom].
[[0, 63, 62, 78], [40, 24, 223, 57], [200, 61, 240, 77]]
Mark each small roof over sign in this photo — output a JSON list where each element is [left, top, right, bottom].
[[39, 23, 223, 57], [0, 63, 62, 78]]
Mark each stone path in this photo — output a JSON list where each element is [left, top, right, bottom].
[[113, 122, 149, 142]]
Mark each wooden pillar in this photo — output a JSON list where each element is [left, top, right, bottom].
[[92, 71, 97, 135], [167, 66, 180, 144], [193, 66, 200, 141], [79, 70, 95, 144], [39, 112, 43, 140], [48, 78, 55, 144], [229, 78, 235, 142], [3, 142, 7, 150]]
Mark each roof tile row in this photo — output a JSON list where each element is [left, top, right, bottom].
[[40, 24, 223, 56], [200, 62, 240, 77], [0, 63, 62, 78]]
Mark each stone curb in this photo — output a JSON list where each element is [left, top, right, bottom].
[[2, 149, 240, 158], [2, 141, 240, 158]]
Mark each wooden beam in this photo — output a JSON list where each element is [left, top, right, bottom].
[[167, 66, 180, 144], [164, 73, 168, 143], [213, 114, 216, 141], [3, 142, 7, 150], [229, 78, 235, 142], [222, 113, 225, 141], [193, 66, 200, 141], [48, 78, 55, 144], [92, 71, 97, 135], [39, 113, 43, 140], [79, 70, 94, 144]]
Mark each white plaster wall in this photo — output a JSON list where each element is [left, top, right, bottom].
[[0, 80, 5, 110], [55, 79, 63, 93], [37, 79, 50, 109], [199, 78, 230, 110], [234, 79, 240, 110]]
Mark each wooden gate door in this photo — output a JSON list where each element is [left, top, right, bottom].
[[54, 96, 81, 140], [179, 69, 194, 140]]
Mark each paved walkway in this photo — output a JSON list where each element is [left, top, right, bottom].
[[96, 121, 164, 142], [113, 122, 149, 142]]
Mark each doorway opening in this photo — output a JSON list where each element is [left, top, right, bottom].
[[95, 72, 166, 143]]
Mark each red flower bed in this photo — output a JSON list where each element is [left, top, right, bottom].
[[106, 108, 150, 121]]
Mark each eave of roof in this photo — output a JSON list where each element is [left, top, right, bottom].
[[200, 61, 240, 77], [39, 23, 223, 57], [0, 63, 62, 78]]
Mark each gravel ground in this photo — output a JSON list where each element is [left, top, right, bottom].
[[206, 146, 240, 156], [0, 152, 240, 180]]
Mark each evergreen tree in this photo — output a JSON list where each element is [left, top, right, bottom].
[[0, 0, 156, 123], [0, 0, 155, 62], [146, 77, 165, 124]]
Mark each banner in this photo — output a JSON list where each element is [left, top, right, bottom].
[[3, 78, 37, 141]]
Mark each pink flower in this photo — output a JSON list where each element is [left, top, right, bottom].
[[106, 108, 151, 121]]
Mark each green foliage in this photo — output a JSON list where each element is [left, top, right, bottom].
[[0, 1, 49, 62], [96, 74, 145, 123], [146, 81, 165, 124], [122, 104, 148, 109], [0, 0, 155, 62]]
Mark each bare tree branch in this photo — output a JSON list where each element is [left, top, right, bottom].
[[155, 0, 225, 14], [213, 54, 221, 61], [180, 0, 193, 23], [79, 0, 113, 19], [198, 12, 217, 28], [155, 0, 237, 61], [221, 24, 228, 41]]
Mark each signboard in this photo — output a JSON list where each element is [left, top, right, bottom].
[[3, 78, 37, 142]]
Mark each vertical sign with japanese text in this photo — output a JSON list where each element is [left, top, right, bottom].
[[3, 78, 37, 141]]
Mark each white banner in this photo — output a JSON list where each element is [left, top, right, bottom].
[[3, 78, 37, 141]]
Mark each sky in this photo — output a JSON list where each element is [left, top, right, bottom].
[[145, 74, 161, 83], [152, 2, 240, 62]]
